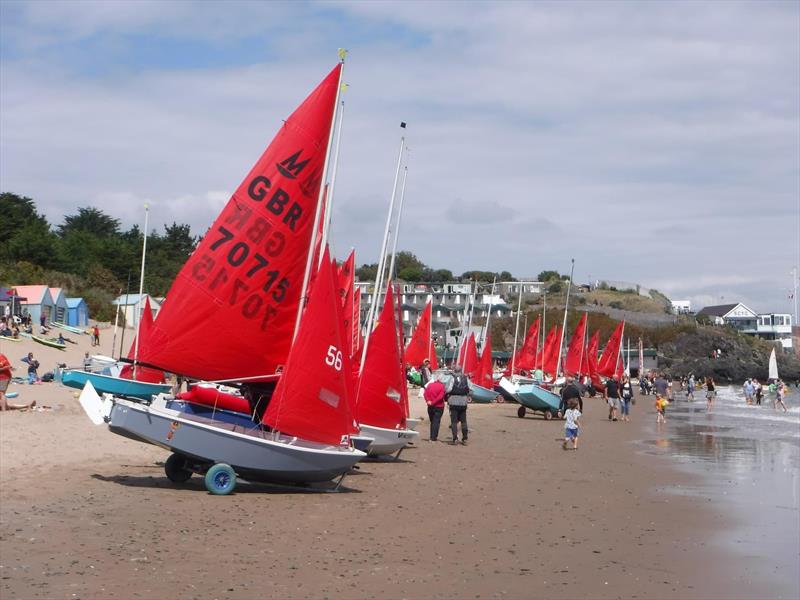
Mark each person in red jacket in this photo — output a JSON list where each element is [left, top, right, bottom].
[[423, 377, 446, 442], [0, 353, 13, 411]]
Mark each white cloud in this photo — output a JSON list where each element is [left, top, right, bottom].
[[1, 0, 798, 314]]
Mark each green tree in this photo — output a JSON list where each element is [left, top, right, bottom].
[[499, 270, 515, 281], [356, 263, 378, 282], [57, 207, 121, 238], [548, 280, 563, 293], [0, 192, 49, 243], [398, 265, 423, 281], [537, 270, 561, 282], [4, 221, 60, 267]]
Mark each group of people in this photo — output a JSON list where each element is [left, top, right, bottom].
[[742, 378, 789, 412], [420, 359, 470, 445], [0, 351, 39, 411]]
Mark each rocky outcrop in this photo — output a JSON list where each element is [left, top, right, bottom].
[[657, 327, 799, 383]]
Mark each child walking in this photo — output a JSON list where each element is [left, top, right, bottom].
[[655, 394, 667, 424], [562, 398, 581, 450]]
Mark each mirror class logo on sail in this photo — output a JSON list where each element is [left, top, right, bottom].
[[190, 148, 321, 332]]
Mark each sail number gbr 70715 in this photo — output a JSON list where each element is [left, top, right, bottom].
[[191, 224, 289, 330]]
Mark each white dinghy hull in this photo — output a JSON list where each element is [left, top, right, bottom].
[[358, 423, 419, 457], [106, 396, 365, 484]]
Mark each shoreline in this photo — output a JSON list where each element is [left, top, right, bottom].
[[2, 344, 797, 599]]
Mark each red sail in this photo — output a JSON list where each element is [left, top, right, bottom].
[[473, 336, 494, 389], [587, 331, 604, 390], [539, 326, 557, 375], [336, 249, 356, 356], [564, 313, 587, 376], [597, 321, 625, 377], [543, 327, 562, 377], [515, 317, 540, 372], [394, 284, 410, 419], [138, 64, 341, 381], [429, 339, 439, 370], [120, 297, 165, 383], [355, 284, 406, 430], [263, 247, 356, 445], [462, 332, 479, 377], [404, 301, 431, 367]]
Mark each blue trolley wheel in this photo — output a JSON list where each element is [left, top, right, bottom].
[[204, 463, 236, 495]]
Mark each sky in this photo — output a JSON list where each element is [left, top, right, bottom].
[[1, 0, 798, 315]]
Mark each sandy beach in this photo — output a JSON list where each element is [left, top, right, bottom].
[[1, 332, 798, 599]]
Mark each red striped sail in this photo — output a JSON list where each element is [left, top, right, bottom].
[[138, 64, 341, 381], [404, 301, 431, 368], [564, 313, 587, 376], [597, 321, 625, 377], [336, 249, 356, 356], [263, 247, 356, 445], [355, 284, 406, 430], [539, 326, 557, 375]]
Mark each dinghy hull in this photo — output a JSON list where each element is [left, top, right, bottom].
[[108, 398, 364, 484], [469, 382, 498, 403], [358, 423, 419, 457], [62, 369, 170, 400]]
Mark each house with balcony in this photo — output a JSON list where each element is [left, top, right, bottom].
[[696, 303, 793, 351]]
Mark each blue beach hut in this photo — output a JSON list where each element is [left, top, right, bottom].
[[66, 298, 89, 327]]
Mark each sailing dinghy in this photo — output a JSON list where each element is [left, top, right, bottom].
[[79, 63, 367, 493]]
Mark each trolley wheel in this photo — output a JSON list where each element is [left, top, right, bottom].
[[544, 410, 553, 420], [556, 410, 563, 419], [204, 463, 237, 495], [517, 406, 526, 418], [164, 453, 192, 483]]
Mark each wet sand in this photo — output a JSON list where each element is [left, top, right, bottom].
[[1, 345, 796, 599]]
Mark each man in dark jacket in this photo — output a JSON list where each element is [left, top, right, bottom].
[[447, 366, 470, 445], [559, 376, 583, 414]]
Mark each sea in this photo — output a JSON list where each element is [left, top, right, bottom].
[[638, 385, 800, 598]]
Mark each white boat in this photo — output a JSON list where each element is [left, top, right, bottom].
[[768, 348, 778, 380], [359, 423, 419, 457]]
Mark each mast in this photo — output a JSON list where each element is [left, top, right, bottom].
[[360, 124, 406, 367], [132, 204, 149, 379], [792, 266, 799, 326], [294, 51, 346, 341], [510, 282, 523, 374], [111, 286, 122, 361], [538, 289, 547, 373], [118, 272, 131, 359], [481, 278, 497, 350], [626, 337, 631, 375], [385, 163, 409, 287], [577, 312, 588, 379], [318, 76, 348, 261], [554, 259, 575, 379]]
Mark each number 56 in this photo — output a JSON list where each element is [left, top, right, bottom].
[[325, 345, 343, 371]]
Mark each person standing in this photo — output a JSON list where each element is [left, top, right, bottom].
[[562, 398, 582, 450], [419, 359, 432, 387], [653, 373, 668, 399], [39, 312, 46, 330], [605, 375, 621, 421], [0, 352, 13, 411], [687, 374, 695, 402], [559, 376, 583, 414], [775, 380, 788, 412], [705, 376, 716, 412], [423, 377, 446, 442], [620, 374, 635, 422], [754, 379, 763, 406], [447, 366, 470, 445], [743, 379, 755, 405], [655, 394, 667, 424], [92, 325, 100, 347]]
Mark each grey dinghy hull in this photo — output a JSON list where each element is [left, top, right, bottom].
[[108, 399, 365, 484], [358, 423, 419, 457]]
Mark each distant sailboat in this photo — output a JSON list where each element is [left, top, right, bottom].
[[768, 348, 778, 380]]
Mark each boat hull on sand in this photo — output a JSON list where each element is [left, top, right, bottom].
[[62, 369, 170, 400], [469, 382, 498, 403], [358, 423, 419, 457], [517, 383, 562, 419], [105, 396, 365, 484], [50, 322, 87, 335], [32, 335, 66, 350]]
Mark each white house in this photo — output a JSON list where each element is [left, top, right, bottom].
[[697, 303, 793, 350], [671, 300, 692, 315]]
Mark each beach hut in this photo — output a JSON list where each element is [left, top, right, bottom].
[[49, 287, 69, 324], [13, 285, 55, 325], [66, 298, 89, 327], [112, 293, 161, 329], [0, 287, 27, 321]]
